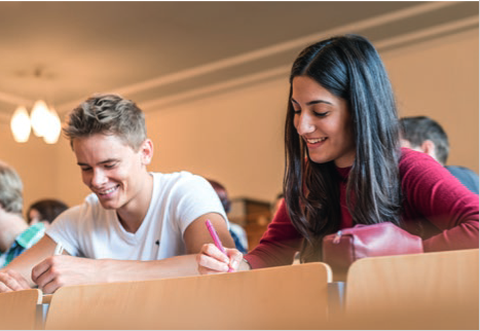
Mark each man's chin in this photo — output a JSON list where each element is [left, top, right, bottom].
[[98, 199, 119, 210]]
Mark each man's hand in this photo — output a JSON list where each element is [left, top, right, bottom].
[[0, 269, 31, 292], [31, 255, 104, 294]]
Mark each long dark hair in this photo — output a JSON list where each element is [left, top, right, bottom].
[[283, 35, 402, 262]]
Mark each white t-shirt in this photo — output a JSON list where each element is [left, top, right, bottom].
[[46, 172, 228, 260]]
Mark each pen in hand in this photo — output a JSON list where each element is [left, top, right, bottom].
[[205, 219, 234, 272], [39, 242, 64, 294], [53, 242, 64, 256]]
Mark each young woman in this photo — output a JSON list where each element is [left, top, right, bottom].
[[197, 34, 479, 274]]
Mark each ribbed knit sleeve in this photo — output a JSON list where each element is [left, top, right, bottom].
[[244, 199, 303, 269], [399, 148, 479, 252]]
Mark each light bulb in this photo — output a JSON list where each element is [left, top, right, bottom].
[[30, 100, 50, 137], [43, 107, 62, 144], [10, 105, 31, 143]]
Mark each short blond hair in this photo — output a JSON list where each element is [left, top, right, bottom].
[[63, 94, 147, 150], [0, 161, 23, 214]]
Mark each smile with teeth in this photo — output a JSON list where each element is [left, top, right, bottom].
[[305, 137, 327, 144], [98, 185, 119, 196]]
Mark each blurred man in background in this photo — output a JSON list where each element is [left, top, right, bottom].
[[400, 116, 478, 194]]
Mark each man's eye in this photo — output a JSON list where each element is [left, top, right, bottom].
[[104, 164, 116, 169]]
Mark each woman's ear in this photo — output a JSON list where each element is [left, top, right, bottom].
[[139, 139, 154, 165]]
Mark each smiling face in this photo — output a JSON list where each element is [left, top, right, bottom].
[[292, 75, 355, 168], [73, 134, 153, 214]]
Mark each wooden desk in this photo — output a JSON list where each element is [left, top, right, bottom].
[[45, 263, 332, 330], [0, 289, 42, 330]]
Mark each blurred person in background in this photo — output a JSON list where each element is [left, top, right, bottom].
[[26, 199, 69, 229], [400, 116, 479, 194], [0, 161, 45, 268]]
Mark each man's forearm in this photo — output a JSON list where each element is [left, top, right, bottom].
[[3, 235, 58, 287], [99, 254, 200, 283]]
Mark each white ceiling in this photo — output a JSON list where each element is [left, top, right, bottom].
[[0, 1, 477, 122]]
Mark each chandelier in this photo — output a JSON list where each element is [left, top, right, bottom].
[[10, 100, 61, 144]]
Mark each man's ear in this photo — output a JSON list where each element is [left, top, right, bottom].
[[139, 139, 154, 165], [420, 140, 437, 161]]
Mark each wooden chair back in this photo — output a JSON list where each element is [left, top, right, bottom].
[[343, 249, 479, 329], [0, 289, 42, 330], [45, 262, 332, 330]]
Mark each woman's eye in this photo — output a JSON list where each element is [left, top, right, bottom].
[[314, 111, 329, 117], [293, 108, 301, 114]]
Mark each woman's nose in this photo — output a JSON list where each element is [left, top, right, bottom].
[[296, 112, 315, 135]]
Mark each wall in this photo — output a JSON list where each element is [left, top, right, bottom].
[[1, 28, 478, 210], [0, 123, 59, 211], [383, 29, 479, 172], [146, 79, 289, 201]]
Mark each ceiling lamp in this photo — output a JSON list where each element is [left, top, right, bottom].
[[43, 106, 62, 144], [10, 105, 31, 143], [10, 100, 62, 144], [30, 100, 50, 137]]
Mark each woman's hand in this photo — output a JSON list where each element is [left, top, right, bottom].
[[196, 243, 244, 275]]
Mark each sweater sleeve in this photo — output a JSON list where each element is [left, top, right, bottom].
[[400, 148, 479, 252], [244, 199, 303, 269]]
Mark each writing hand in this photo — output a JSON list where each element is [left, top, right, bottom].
[[196, 243, 243, 275], [31, 255, 103, 294], [0, 269, 30, 292]]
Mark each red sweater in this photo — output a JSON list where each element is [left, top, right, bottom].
[[245, 148, 479, 269]]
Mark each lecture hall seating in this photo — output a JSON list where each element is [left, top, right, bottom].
[[44, 262, 332, 330], [0, 289, 42, 330], [342, 249, 479, 330]]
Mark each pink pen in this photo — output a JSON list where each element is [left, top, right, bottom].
[[205, 219, 234, 272]]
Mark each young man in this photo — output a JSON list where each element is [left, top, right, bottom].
[[0, 94, 233, 294], [400, 116, 479, 194], [0, 161, 45, 268]]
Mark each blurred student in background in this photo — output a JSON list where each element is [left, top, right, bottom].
[[207, 179, 248, 254], [400, 116, 479, 194], [197, 34, 479, 274], [0, 161, 45, 268], [26, 199, 69, 229]]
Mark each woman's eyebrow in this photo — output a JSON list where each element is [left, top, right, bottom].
[[307, 100, 333, 106], [291, 98, 332, 106]]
